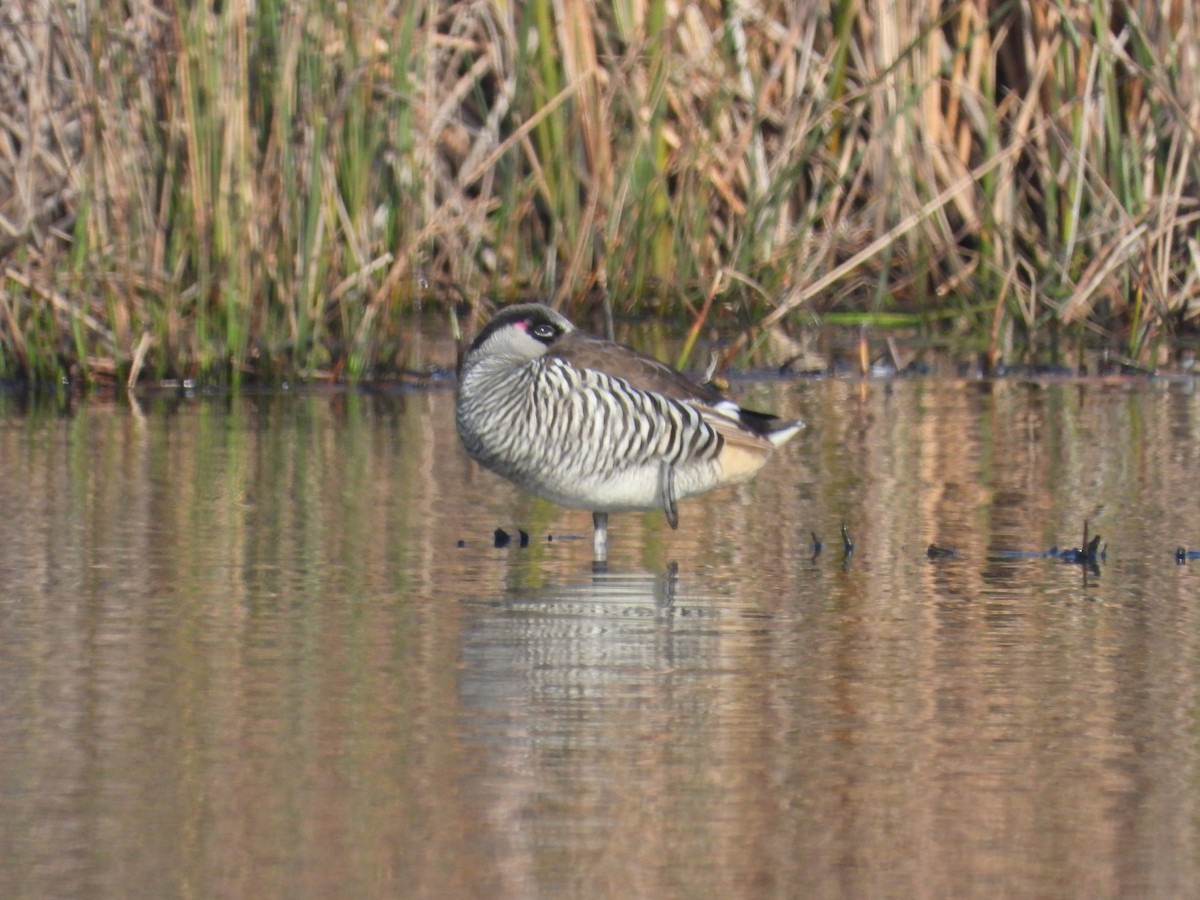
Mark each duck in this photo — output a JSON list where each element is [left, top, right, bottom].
[[456, 303, 802, 565]]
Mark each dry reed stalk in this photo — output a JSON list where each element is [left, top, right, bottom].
[[765, 112, 1057, 330]]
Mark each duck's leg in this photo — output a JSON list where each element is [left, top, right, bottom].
[[592, 511, 609, 565], [659, 462, 679, 529]]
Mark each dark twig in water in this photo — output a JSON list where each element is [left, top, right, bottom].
[[1057, 534, 1106, 565], [927, 544, 956, 558]]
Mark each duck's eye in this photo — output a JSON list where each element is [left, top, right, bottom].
[[531, 323, 557, 340]]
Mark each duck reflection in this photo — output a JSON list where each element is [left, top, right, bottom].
[[455, 566, 767, 896], [459, 565, 729, 716]]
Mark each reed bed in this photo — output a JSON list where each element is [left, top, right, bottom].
[[0, 0, 1197, 385]]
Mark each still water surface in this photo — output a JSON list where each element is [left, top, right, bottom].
[[2, 377, 1199, 898]]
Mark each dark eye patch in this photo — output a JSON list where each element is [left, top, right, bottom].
[[530, 322, 558, 342]]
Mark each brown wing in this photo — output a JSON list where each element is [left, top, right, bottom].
[[545, 332, 725, 404]]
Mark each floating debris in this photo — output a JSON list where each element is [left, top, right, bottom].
[[518, 529, 530, 548], [1058, 534, 1105, 565], [494, 528, 511, 548], [1176, 547, 1200, 564], [927, 544, 957, 559], [990, 509, 1108, 572]]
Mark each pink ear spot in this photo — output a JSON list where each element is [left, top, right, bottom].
[[514, 320, 529, 331]]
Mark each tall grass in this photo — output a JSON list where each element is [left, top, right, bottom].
[[0, 0, 1197, 385]]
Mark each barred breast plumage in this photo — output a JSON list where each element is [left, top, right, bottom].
[[456, 303, 803, 565]]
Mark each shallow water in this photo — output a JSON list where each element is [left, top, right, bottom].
[[2, 378, 1199, 898]]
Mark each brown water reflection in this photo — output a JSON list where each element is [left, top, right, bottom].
[[1, 379, 1199, 898]]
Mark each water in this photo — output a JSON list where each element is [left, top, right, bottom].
[[1, 378, 1199, 898]]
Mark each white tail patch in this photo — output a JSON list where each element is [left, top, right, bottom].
[[766, 420, 804, 447]]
